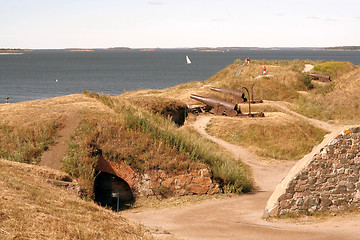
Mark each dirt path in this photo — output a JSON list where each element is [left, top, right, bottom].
[[38, 112, 80, 170], [191, 116, 293, 191], [269, 101, 337, 132], [123, 114, 360, 240]]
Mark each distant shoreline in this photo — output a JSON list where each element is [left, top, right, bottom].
[[0, 52, 24, 55]]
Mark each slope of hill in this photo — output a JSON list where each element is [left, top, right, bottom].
[[0, 158, 153, 240]]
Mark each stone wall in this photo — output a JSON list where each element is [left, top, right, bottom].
[[264, 126, 360, 216], [96, 157, 221, 197]]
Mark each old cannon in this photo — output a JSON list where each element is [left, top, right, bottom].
[[210, 87, 247, 102], [190, 94, 240, 117], [210, 85, 263, 104], [308, 73, 331, 83]]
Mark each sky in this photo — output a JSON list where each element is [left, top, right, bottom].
[[1, 0, 359, 49]]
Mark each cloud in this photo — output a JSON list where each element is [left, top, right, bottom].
[[148, 1, 164, 5], [325, 18, 337, 21], [354, 17, 360, 21], [277, 13, 285, 16]]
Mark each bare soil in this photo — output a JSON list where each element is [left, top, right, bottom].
[[38, 112, 80, 170], [123, 107, 360, 240]]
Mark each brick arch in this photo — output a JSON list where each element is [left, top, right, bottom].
[[96, 157, 137, 192]]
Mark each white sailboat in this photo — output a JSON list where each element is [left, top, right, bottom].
[[186, 55, 191, 64]]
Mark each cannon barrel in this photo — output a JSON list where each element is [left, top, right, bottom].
[[308, 73, 331, 82], [190, 94, 239, 112], [210, 87, 246, 102]]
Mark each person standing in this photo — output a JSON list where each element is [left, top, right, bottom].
[[263, 66, 267, 75]]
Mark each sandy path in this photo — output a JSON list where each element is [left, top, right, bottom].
[[38, 112, 80, 170], [123, 114, 360, 240], [269, 101, 337, 132]]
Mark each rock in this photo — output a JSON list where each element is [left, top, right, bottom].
[[175, 175, 192, 187], [187, 185, 209, 195], [193, 176, 212, 185], [280, 200, 292, 209], [320, 196, 332, 207], [161, 178, 175, 189]]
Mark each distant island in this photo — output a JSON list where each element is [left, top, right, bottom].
[[0, 48, 24, 55], [108, 47, 132, 50], [0, 48, 24, 51], [323, 46, 360, 51]]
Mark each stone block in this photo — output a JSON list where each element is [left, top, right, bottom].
[[308, 177, 317, 185], [294, 185, 307, 192], [149, 180, 161, 189], [175, 189, 187, 196], [161, 178, 175, 189], [347, 182, 356, 190], [175, 175, 192, 187], [320, 196, 332, 207], [280, 200, 292, 209], [199, 168, 211, 177], [293, 192, 303, 199], [187, 185, 209, 195], [193, 176, 212, 185], [305, 196, 318, 207]]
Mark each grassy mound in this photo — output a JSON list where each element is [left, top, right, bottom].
[[292, 65, 360, 124], [0, 159, 153, 240], [206, 113, 328, 160], [75, 92, 253, 195]]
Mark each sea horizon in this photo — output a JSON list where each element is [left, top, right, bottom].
[[1, 48, 359, 103]]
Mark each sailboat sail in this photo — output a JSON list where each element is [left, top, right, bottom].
[[186, 55, 191, 64]]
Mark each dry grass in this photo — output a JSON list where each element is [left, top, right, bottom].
[[0, 159, 154, 240], [292, 66, 360, 124], [205, 113, 328, 160], [0, 95, 111, 164]]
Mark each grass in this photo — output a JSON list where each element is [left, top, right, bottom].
[[81, 91, 254, 194], [291, 66, 360, 124], [312, 61, 356, 80], [0, 159, 153, 240], [206, 114, 328, 160], [0, 120, 62, 164]]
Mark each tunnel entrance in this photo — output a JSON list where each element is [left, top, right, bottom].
[[94, 171, 134, 211]]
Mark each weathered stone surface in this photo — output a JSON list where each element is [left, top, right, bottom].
[[193, 176, 212, 185], [266, 126, 360, 216], [161, 178, 175, 188], [175, 175, 193, 187], [97, 158, 218, 197], [187, 185, 209, 195]]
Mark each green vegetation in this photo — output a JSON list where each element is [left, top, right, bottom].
[[0, 120, 61, 164], [206, 117, 328, 160], [313, 61, 355, 79], [62, 91, 254, 197]]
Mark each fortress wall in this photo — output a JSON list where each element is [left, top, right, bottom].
[[96, 157, 221, 197], [264, 127, 360, 216]]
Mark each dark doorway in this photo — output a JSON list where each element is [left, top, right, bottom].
[[94, 171, 134, 211]]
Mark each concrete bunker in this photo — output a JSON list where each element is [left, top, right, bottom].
[[94, 171, 134, 210]]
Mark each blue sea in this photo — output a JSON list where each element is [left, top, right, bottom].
[[1, 49, 359, 103]]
